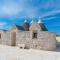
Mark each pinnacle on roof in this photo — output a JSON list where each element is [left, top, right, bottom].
[[23, 16, 30, 31], [30, 19, 34, 24], [38, 17, 42, 23], [24, 19, 27, 23], [24, 16, 27, 23]]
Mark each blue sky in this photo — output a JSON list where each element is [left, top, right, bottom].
[[0, 0, 60, 35]]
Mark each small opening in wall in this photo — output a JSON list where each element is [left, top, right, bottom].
[[0, 34, 1, 39], [32, 32, 37, 39], [32, 30, 38, 39]]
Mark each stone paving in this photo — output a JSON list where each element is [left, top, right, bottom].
[[0, 45, 60, 60]]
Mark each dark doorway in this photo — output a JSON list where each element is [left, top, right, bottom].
[[32, 32, 37, 39], [0, 34, 1, 39], [11, 32, 16, 46]]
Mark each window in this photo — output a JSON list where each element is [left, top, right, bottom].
[[32, 32, 37, 39]]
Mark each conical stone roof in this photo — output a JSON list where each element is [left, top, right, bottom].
[[38, 17, 48, 31], [22, 19, 30, 31]]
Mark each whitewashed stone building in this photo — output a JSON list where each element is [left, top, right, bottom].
[[0, 18, 56, 50]]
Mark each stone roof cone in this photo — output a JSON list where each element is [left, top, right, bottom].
[[29, 18, 40, 31], [38, 17, 48, 31], [22, 17, 30, 31]]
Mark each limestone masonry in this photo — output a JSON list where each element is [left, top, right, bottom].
[[0, 19, 56, 50]]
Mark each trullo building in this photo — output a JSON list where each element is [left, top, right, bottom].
[[0, 18, 56, 50]]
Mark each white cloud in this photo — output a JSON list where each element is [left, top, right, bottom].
[[41, 10, 60, 18], [25, 7, 38, 18], [0, 22, 7, 26], [0, 0, 39, 18], [44, 17, 57, 20], [0, 0, 60, 18], [0, 5, 22, 17], [0, 0, 25, 17]]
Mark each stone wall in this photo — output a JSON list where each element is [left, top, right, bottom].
[[0, 30, 4, 44], [0, 30, 13, 46], [1, 31, 12, 46], [16, 31, 56, 50], [0, 30, 56, 50], [16, 31, 31, 48], [31, 31, 56, 50]]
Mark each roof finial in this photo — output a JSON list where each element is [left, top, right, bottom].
[[24, 16, 27, 23], [30, 18, 34, 24], [38, 17, 42, 23]]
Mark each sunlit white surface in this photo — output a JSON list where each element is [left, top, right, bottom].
[[0, 45, 60, 60]]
